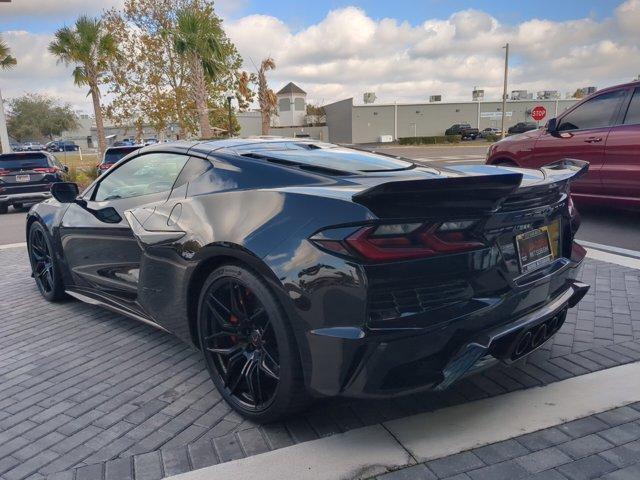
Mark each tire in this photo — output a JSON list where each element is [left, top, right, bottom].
[[0, 204, 7, 214], [197, 263, 309, 422], [27, 221, 66, 301], [495, 159, 518, 167]]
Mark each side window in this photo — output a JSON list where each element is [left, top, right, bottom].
[[623, 88, 640, 125], [558, 90, 626, 131], [294, 98, 305, 111], [173, 156, 213, 189], [93, 153, 189, 202]]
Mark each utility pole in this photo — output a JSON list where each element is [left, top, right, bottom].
[[0, 87, 10, 153], [225, 92, 234, 138], [500, 43, 509, 139]]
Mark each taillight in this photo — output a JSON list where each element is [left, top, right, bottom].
[[313, 221, 483, 262], [99, 163, 112, 170], [0, 169, 9, 175], [33, 167, 58, 174]]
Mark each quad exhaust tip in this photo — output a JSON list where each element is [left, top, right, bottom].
[[510, 310, 567, 361]]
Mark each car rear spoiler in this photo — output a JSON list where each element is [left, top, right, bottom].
[[352, 158, 589, 218]]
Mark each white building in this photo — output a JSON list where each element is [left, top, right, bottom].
[[276, 82, 307, 127]]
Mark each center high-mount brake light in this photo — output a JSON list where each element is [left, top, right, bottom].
[[313, 221, 483, 262]]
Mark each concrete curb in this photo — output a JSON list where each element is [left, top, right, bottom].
[[165, 362, 640, 480]]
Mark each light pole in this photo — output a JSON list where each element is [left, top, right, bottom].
[[0, 87, 10, 153], [500, 43, 509, 139], [225, 92, 234, 138]]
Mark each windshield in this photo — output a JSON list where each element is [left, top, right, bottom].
[[103, 147, 140, 165], [0, 153, 49, 170]]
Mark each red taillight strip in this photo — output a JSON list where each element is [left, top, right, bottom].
[[33, 167, 59, 174], [344, 223, 483, 262]]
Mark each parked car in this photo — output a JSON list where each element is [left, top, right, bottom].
[[487, 80, 640, 209], [21, 142, 46, 151], [27, 138, 589, 421], [0, 151, 67, 214], [97, 145, 142, 175], [445, 123, 479, 139], [507, 122, 538, 134], [46, 140, 80, 152], [144, 138, 159, 146], [479, 127, 502, 138]]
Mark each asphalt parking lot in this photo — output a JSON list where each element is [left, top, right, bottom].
[[1, 144, 640, 480]]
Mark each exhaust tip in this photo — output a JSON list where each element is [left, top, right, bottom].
[[515, 331, 532, 357], [532, 324, 548, 347]]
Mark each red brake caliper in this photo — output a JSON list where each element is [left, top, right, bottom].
[[229, 315, 238, 344]]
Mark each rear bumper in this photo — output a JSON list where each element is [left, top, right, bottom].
[[304, 253, 588, 399], [0, 191, 51, 205]]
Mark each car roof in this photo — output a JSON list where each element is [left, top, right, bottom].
[[141, 138, 415, 174]]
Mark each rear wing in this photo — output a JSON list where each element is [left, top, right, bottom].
[[539, 158, 589, 183], [352, 158, 589, 218]]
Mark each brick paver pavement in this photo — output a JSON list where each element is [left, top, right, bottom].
[[376, 403, 640, 480], [0, 247, 639, 479]]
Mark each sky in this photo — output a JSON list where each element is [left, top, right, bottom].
[[0, 0, 636, 114]]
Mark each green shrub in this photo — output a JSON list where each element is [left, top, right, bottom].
[[484, 134, 499, 142], [64, 164, 98, 190], [398, 135, 462, 145]]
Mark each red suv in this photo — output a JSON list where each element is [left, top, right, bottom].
[[487, 81, 640, 209]]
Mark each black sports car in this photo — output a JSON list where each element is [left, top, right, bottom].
[[26, 139, 590, 422]]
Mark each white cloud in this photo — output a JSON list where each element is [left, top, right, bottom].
[[0, 30, 93, 112], [0, 0, 124, 18], [227, 2, 640, 106], [2, 1, 640, 113]]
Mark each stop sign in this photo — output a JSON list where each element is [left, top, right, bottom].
[[531, 105, 547, 121]]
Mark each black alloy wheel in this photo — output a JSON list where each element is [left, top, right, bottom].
[[28, 222, 65, 301], [198, 265, 308, 422]]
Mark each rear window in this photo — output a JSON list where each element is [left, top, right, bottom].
[[242, 147, 413, 172], [103, 147, 140, 165], [0, 153, 49, 169]]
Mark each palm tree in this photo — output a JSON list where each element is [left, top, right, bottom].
[[49, 16, 117, 156], [257, 58, 277, 136], [172, 8, 224, 139], [0, 36, 17, 69], [0, 35, 17, 153]]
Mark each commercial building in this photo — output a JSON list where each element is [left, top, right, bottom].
[[323, 97, 579, 144]]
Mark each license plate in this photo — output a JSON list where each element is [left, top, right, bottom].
[[515, 225, 553, 273], [15, 174, 30, 183]]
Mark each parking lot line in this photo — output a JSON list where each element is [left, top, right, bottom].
[[586, 247, 640, 270], [579, 240, 640, 260]]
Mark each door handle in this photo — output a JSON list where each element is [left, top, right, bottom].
[[584, 137, 602, 143]]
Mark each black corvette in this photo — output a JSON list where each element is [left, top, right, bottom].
[[26, 139, 590, 421]]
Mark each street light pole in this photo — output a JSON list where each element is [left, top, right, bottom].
[[0, 87, 11, 153], [500, 43, 509, 139], [225, 92, 234, 138]]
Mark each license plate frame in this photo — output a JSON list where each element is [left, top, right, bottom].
[[15, 174, 30, 183], [515, 225, 554, 274]]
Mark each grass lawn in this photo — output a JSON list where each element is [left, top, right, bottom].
[[52, 151, 99, 170]]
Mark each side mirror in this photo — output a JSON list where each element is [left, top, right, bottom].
[[50, 182, 79, 203], [546, 118, 558, 134]]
